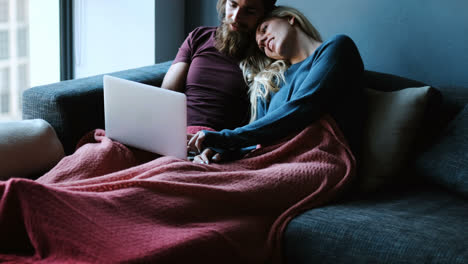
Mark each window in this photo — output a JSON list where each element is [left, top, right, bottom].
[[17, 64, 28, 91], [0, 0, 48, 120], [17, 63, 28, 109], [0, 67, 9, 114], [29, 0, 60, 87], [0, 31, 8, 60], [0, 0, 8, 23], [73, 0, 155, 78], [17, 0, 27, 23], [17, 27, 28, 57]]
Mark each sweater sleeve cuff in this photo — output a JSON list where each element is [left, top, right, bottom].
[[202, 130, 226, 149]]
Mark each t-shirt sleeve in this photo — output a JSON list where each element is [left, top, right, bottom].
[[172, 29, 196, 64], [202, 35, 364, 151]]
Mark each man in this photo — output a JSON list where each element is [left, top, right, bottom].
[[161, 0, 277, 136]]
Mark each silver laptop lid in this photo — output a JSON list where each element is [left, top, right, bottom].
[[103, 75, 187, 159]]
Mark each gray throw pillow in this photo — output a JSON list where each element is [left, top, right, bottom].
[[0, 119, 65, 180], [360, 86, 433, 192], [416, 104, 468, 197]]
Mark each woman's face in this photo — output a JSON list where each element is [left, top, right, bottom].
[[255, 16, 295, 61]]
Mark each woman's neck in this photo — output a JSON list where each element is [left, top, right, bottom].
[[289, 31, 322, 65]]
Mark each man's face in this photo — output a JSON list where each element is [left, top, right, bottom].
[[225, 0, 265, 33]]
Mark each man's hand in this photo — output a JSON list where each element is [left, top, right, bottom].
[[187, 131, 223, 164], [187, 133, 194, 142], [192, 148, 223, 164], [187, 131, 206, 154]]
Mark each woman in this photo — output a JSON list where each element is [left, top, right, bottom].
[[189, 6, 365, 164]]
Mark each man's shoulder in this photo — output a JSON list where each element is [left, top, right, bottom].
[[185, 26, 218, 48], [188, 26, 218, 39]]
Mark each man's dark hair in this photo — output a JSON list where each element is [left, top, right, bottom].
[[216, 0, 277, 21]]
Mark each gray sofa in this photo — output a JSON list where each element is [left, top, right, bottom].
[[23, 61, 468, 263]]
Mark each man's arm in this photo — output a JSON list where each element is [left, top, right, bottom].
[[161, 62, 189, 93]]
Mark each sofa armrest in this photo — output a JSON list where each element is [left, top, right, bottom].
[[22, 61, 172, 154]]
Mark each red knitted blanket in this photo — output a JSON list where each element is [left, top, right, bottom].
[[0, 115, 355, 264]]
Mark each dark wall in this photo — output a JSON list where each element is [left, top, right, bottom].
[[185, 0, 219, 34], [155, 0, 186, 63], [185, 0, 468, 90]]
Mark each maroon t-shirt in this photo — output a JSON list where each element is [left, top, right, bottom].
[[173, 27, 250, 131]]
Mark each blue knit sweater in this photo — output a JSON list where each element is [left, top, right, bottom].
[[202, 34, 364, 156]]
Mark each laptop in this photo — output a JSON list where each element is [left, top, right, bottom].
[[103, 75, 187, 159]]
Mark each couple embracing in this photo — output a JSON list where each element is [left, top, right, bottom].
[[163, 0, 364, 165]]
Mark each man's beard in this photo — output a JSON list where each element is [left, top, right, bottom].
[[215, 20, 255, 60]]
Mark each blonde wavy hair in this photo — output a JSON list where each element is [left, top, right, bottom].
[[240, 6, 322, 123]]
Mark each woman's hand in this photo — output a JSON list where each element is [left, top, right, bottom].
[[193, 148, 223, 164], [187, 131, 206, 154]]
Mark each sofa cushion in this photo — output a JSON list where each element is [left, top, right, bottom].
[[0, 119, 65, 180], [283, 187, 468, 264], [360, 86, 434, 191], [416, 104, 468, 198]]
